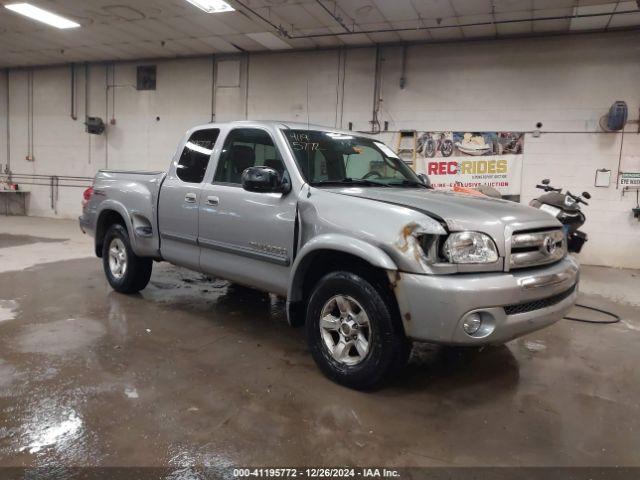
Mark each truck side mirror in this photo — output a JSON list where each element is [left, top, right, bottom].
[[418, 173, 432, 188], [542, 179, 550, 185], [582, 192, 591, 199], [241, 166, 291, 194]]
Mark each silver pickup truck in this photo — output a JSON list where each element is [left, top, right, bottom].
[[79, 120, 578, 389]]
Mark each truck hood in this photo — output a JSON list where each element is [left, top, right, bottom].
[[324, 187, 561, 246]]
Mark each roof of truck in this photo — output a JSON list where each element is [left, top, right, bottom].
[[189, 120, 372, 138]]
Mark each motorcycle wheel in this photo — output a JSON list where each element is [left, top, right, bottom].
[[425, 140, 436, 158], [441, 140, 454, 157]]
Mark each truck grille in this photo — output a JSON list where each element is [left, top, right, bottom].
[[509, 228, 566, 270], [504, 284, 576, 315]]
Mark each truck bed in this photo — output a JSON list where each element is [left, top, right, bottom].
[[92, 169, 167, 258]]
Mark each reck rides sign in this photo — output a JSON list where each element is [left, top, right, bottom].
[[427, 159, 508, 176], [413, 131, 524, 197]]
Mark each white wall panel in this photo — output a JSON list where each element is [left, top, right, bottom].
[[105, 59, 211, 172], [32, 68, 88, 175], [340, 47, 376, 131], [214, 56, 247, 122], [248, 49, 340, 127]]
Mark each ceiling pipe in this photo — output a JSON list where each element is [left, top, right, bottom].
[[369, 45, 382, 134], [287, 9, 640, 39], [210, 54, 216, 122], [233, 0, 291, 38], [4, 68, 9, 176], [84, 62, 89, 122], [399, 44, 407, 89], [70, 63, 77, 120], [26, 69, 34, 162], [315, 0, 351, 33]]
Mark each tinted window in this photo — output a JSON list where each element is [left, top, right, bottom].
[[176, 128, 219, 183], [214, 128, 286, 184]]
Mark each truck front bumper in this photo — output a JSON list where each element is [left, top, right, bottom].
[[392, 256, 579, 345]]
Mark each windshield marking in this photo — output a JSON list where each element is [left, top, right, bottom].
[[283, 129, 423, 188]]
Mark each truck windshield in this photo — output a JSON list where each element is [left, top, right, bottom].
[[282, 129, 424, 187]]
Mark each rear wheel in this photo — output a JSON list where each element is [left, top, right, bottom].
[[102, 223, 152, 294], [306, 271, 409, 390], [425, 139, 436, 158]]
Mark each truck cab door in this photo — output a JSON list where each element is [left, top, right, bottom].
[[198, 127, 297, 295], [158, 128, 220, 271]]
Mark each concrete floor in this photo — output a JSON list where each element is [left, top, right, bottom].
[[1, 216, 640, 469]]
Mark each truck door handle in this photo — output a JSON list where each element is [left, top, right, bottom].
[[184, 193, 197, 203], [206, 196, 219, 206]]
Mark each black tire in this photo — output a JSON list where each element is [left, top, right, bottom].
[[425, 139, 436, 158], [102, 223, 152, 294], [441, 139, 454, 157], [305, 271, 410, 390]]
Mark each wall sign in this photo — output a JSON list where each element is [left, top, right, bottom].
[[619, 172, 640, 187], [413, 131, 524, 197]]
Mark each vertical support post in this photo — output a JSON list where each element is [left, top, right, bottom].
[[211, 54, 216, 123], [70, 63, 77, 120], [4, 68, 10, 177]]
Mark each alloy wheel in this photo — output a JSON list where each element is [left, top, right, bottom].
[[319, 295, 371, 366], [108, 237, 127, 279]]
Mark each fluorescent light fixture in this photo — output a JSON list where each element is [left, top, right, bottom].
[[4, 3, 80, 29], [326, 132, 353, 140], [246, 32, 292, 50], [185, 141, 212, 155], [184, 0, 235, 13]]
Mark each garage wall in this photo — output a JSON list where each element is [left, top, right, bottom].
[[376, 33, 640, 269], [0, 30, 639, 268]]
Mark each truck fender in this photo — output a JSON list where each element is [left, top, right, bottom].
[[95, 200, 137, 254], [286, 233, 397, 304]]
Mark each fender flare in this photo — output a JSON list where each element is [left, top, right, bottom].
[[95, 200, 137, 254], [286, 233, 397, 303]]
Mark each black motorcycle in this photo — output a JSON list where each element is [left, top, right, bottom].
[[529, 179, 591, 253], [418, 132, 454, 158]]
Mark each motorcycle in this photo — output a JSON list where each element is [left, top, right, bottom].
[[418, 132, 454, 158], [529, 179, 591, 253]]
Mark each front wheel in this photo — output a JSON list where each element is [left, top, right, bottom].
[[441, 139, 454, 157], [305, 271, 409, 390], [102, 223, 153, 294]]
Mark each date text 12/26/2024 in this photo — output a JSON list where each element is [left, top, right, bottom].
[[233, 468, 401, 478]]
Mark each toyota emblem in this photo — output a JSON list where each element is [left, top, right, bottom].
[[543, 236, 557, 255]]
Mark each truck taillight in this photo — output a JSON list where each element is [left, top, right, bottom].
[[82, 186, 94, 208]]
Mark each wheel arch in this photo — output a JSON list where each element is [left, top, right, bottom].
[[286, 234, 398, 326], [95, 202, 132, 257]]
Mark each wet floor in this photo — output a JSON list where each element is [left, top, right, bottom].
[[0, 251, 639, 468], [0, 233, 66, 249]]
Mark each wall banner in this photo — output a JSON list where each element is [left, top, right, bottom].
[[413, 131, 524, 196]]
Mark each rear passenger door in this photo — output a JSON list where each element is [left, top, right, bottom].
[[158, 128, 219, 271]]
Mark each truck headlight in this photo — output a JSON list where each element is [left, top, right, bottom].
[[442, 232, 498, 264]]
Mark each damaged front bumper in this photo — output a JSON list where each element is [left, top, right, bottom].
[[391, 256, 579, 345]]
